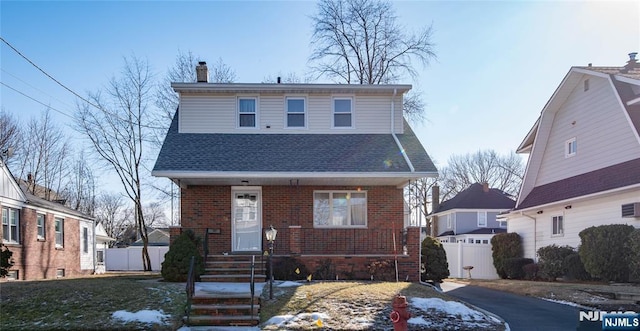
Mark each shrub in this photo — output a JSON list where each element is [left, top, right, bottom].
[[421, 236, 449, 283], [537, 245, 575, 281], [563, 253, 590, 281], [313, 259, 336, 281], [368, 260, 394, 281], [0, 243, 14, 278], [523, 263, 539, 280], [271, 256, 310, 281], [161, 230, 204, 282], [627, 229, 640, 282], [491, 233, 523, 279], [504, 258, 534, 279], [579, 224, 635, 282]]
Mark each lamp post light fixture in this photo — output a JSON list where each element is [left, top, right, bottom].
[[265, 225, 277, 299]]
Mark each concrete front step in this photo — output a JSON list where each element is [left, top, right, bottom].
[[191, 303, 260, 316], [186, 315, 260, 327], [192, 294, 260, 306], [201, 274, 267, 283], [205, 267, 266, 274]]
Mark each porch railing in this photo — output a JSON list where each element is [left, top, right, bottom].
[[185, 255, 196, 323], [249, 255, 256, 319]]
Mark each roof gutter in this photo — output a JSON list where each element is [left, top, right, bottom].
[[390, 88, 415, 172], [151, 170, 437, 179]]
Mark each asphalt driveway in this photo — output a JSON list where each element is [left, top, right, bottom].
[[441, 281, 595, 331]]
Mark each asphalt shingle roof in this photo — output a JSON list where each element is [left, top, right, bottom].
[[434, 183, 516, 214], [153, 112, 436, 174], [516, 158, 640, 210]]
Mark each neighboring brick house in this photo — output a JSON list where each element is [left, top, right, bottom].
[[503, 53, 640, 259], [152, 62, 437, 281], [1, 161, 95, 280], [431, 183, 515, 244]]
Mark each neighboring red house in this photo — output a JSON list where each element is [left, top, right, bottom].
[[152, 62, 437, 281], [1, 161, 95, 280]]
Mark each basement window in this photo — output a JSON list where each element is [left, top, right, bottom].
[[56, 269, 65, 278]]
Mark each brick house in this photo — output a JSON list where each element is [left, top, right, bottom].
[[152, 62, 437, 281], [1, 160, 95, 280]]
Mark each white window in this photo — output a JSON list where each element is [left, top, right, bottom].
[[56, 269, 65, 278], [82, 227, 88, 253], [55, 217, 64, 247], [286, 97, 306, 128], [552, 215, 564, 236], [2, 207, 20, 243], [482, 239, 489, 244], [477, 212, 487, 227], [314, 191, 366, 227], [333, 98, 353, 128], [238, 97, 257, 128], [446, 214, 452, 229], [37, 214, 45, 240], [565, 137, 577, 158]]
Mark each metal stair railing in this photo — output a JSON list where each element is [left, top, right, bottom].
[[250, 255, 256, 320], [185, 255, 196, 324]]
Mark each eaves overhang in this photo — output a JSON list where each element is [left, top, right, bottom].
[[171, 83, 413, 95]]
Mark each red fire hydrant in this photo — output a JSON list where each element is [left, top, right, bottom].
[[390, 295, 411, 331]]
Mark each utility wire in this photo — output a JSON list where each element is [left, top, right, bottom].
[[2, 68, 75, 109], [0, 81, 74, 119], [1, 36, 167, 130]]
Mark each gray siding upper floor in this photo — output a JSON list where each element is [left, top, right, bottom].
[[437, 210, 505, 236], [535, 75, 640, 186], [178, 93, 405, 134]]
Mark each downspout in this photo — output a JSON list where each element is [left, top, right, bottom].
[[92, 218, 97, 274], [391, 88, 415, 172]]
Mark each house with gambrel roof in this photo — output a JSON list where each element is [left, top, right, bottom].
[[152, 62, 437, 281], [503, 53, 640, 259]]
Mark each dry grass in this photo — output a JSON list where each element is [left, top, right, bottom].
[[448, 278, 640, 311], [0, 274, 185, 330], [259, 281, 505, 330]]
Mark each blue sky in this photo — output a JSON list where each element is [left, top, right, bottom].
[[1, 0, 639, 176]]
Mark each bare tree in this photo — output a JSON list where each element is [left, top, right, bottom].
[[95, 192, 132, 247], [16, 109, 71, 200], [75, 55, 154, 271], [405, 177, 437, 230], [143, 201, 168, 228], [61, 151, 97, 215], [262, 71, 313, 84], [438, 150, 525, 200], [310, 0, 435, 121], [0, 109, 21, 161]]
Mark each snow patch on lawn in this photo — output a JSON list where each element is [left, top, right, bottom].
[[411, 297, 486, 320], [265, 312, 329, 328], [541, 298, 591, 309], [111, 309, 169, 324], [277, 281, 304, 287]]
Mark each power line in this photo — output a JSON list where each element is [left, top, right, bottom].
[[1, 68, 75, 109], [1, 36, 167, 130], [0, 81, 74, 119]]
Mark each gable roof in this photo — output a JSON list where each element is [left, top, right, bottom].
[[433, 183, 516, 214], [153, 111, 437, 186], [0, 160, 27, 203], [516, 158, 640, 210]]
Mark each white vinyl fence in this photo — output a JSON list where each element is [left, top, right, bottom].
[[105, 246, 169, 271], [441, 242, 499, 280]]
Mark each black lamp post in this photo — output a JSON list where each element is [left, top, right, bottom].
[[265, 225, 277, 299]]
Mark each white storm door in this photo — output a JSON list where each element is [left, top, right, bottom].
[[232, 189, 262, 252]]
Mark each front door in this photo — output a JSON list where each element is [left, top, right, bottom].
[[232, 189, 262, 252]]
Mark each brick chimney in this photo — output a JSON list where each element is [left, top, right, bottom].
[[482, 182, 489, 192], [196, 61, 208, 83], [624, 52, 638, 71]]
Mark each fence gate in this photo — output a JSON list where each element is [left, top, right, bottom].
[[441, 242, 499, 279]]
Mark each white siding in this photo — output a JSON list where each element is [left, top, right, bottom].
[[441, 242, 499, 279], [178, 92, 403, 134], [508, 189, 640, 259], [79, 220, 94, 270], [0, 164, 25, 204], [535, 76, 640, 186]]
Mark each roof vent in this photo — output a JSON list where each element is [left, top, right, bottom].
[[624, 52, 638, 71]]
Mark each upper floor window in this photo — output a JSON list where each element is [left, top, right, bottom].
[[565, 137, 577, 158], [2, 207, 20, 243], [333, 98, 353, 128], [446, 214, 453, 229], [313, 191, 366, 227], [286, 97, 306, 128], [238, 97, 257, 128], [37, 213, 46, 240], [477, 212, 487, 227], [55, 217, 64, 248], [552, 215, 564, 236]]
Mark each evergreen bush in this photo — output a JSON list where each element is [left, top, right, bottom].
[[523, 263, 539, 280], [271, 256, 310, 281], [578, 224, 635, 282], [161, 230, 204, 282], [491, 233, 523, 279], [537, 245, 575, 281], [563, 253, 590, 281], [0, 243, 14, 278], [420, 236, 449, 283], [504, 257, 533, 279], [627, 229, 640, 282]]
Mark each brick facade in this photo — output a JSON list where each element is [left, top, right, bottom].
[[176, 184, 421, 281], [1, 206, 91, 281]]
